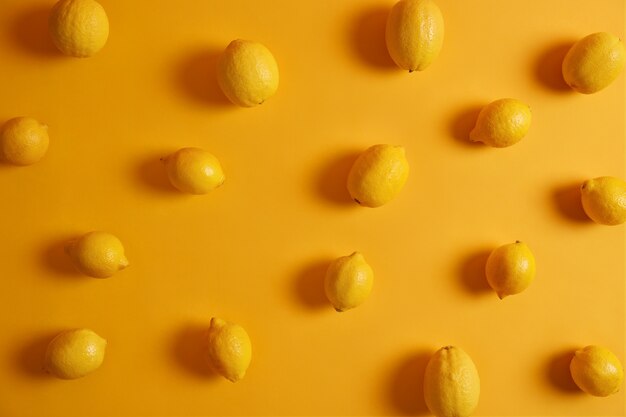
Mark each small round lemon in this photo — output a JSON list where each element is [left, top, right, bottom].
[[217, 39, 279, 107], [562, 32, 625, 94], [0, 117, 49, 165], [347, 144, 409, 208], [424, 346, 480, 417], [65, 231, 128, 278], [207, 318, 252, 382], [324, 252, 374, 312], [386, 0, 445, 72], [49, 0, 109, 58], [163, 147, 225, 195], [45, 328, 106, 379], [485, 241, 536, 299], [570, 345, 623, 397], [469, 98, 532, 148], [581, 176, 626, 225]]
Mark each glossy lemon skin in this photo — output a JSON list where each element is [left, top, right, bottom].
[[45, 328, 107, 379], [207, 318, 252, 382], [49, 0, 109, 58], [0, 117, 49, 165], [485, 241, 536, 299], [66, 231, 128, 278], [580, 176, 626, 225], [386, 0, 444, 72], [217, 39, 279, 107], [570, 345, 624, 397], [469, 98, 532, 148], [163, 147, 225, 195], [324, 252, 374, 312]]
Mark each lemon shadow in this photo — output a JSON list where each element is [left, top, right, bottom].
[[349, 5, 397, 70], [387, 350, 432, 415], [293, 258, 331, 310], [171, 323, 219, 379], [448, 105, 484, 147], [546, 348, 582, 393], [10, 4, 62, 58], [175, 48, 232, 107], [458, 248, 492, 294], [40, 236, 83, 279], [315, 149, 361, 206], [533, 41, 575, 92], [551, 182, 592, 223], [134, 152, 180, 195], [14, 331, 59, 379]]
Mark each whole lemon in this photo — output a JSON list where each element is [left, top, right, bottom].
[[163, 147, 225, 195], [562, 32, 625, 94], [347, 144, 409, 208], [217, 40, 279, 107], [65, 231, 128, 278], [49, 0, 109, 58], [424, 346, 480, 417], [485, 241, 536, 299], [469, 98, 532, 148], [385, 0, 444, 72], [570, 345, 624, 397], [45, 328, 107, 379], [580, 176, 626, 225], [0, 117, 49, 165], [324, 252, 374, 312], [207, 318, 252, 382]]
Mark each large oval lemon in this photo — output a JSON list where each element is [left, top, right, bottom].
[[45, 328, 107, 379], [0, 117, 49, 165], [385, 0, 444, 72], [347, 144, 409, 208], [424, 346, 480, 417], [485, 241, 536, 299], [562, 32, 625, 94], [217, 40, 279, 107], [570, 345, 623, 397], [324, 252, 374, 312], [580, 176, 626, 225], [49, 0, 109, 58], [469, 98, 532, 148], [65, 231, 129, 278], [207, 318, 252, 382], [163, 147, 225, 195]]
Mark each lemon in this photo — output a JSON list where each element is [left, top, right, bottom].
[[562, 32, 625, 94], [347, 144, 409, 208], [65, 231, 128, 278], [49, 0, 109, 58], [386, 0, 444, 72], [163, 147, 225, 195], [217, 39, 279, 107], [424, 346, 480, 417], [485, 241, 536, 299], [207, 318, 252, 382], [324, 252, 374, 312], [580, 176, 626, 225], [469, 98, 532, 148], [570, 345, 624, 397], [45, 328, 106, 379], [0, 117, 49, 166]]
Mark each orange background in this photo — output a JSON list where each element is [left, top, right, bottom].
[[0, 0, 624, 416]]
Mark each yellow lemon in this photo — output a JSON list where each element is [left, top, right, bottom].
[[49, 0, 109, 58], [45, 328, 106, 379], [163, 147, 225, 195], [207, 318, 252, 382], [324, 252, 374, 312], [485, 241, 536, 299], [0, 117, 49, 166], [347, 144, 409, 208], [424, 346, 480, 417], [580, 176, 626, 225], [65, 231, 128, 278], [217, 40, 279, 107], [385, 0, 444, 72], [470, 98, 532, 148], [570, 345, 624, 397], [562, 32, 625, 94]]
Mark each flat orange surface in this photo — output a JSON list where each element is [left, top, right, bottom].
[[0, 0, 624, 416]]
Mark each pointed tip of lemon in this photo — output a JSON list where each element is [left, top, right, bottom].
[[210, 317, 226, 328], [119, 256, 129, 269]]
